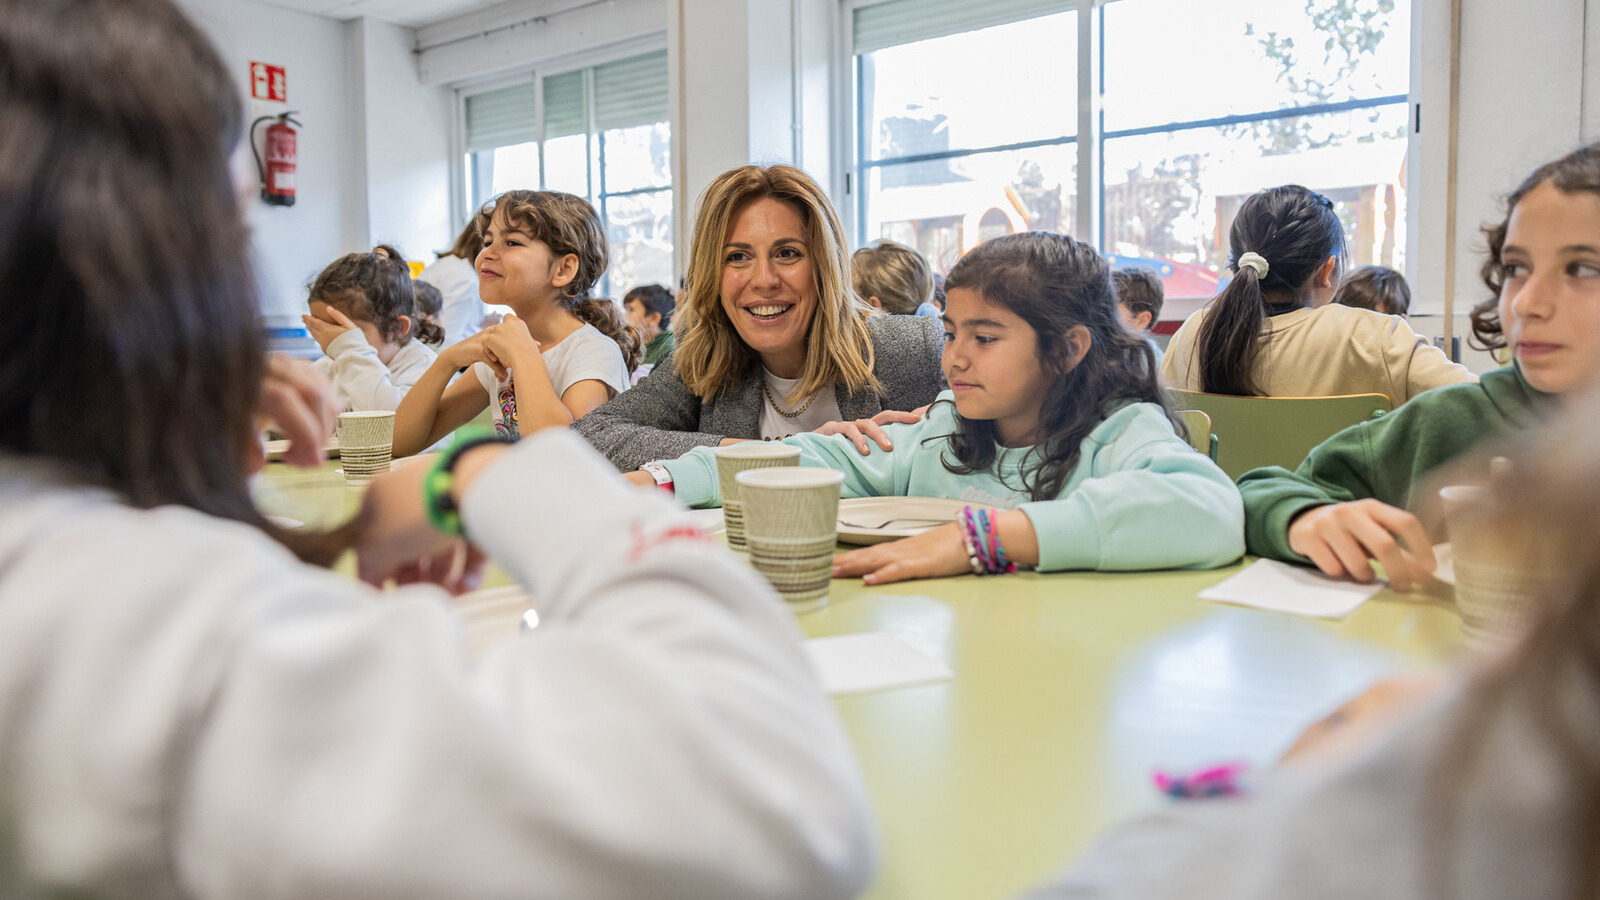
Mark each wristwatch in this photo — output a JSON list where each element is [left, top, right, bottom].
[[638, 462, 675, 493]]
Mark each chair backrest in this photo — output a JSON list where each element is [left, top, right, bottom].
[[1167, 389, 1392, 480], [1173, 409, 1213, 459]]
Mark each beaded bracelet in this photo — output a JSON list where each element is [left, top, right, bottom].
[[977, 508, 1016, 574], [957, 512, 985, 575], [961, 505, 1017, 575]]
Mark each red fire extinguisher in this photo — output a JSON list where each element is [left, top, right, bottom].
[[251, 112, 300, 207]]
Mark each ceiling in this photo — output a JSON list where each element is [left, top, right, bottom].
[[243, 0, 506, 28]]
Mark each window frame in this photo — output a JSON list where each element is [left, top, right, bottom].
[[450, 36, 672, 297], [838, 0, 1417, 306]]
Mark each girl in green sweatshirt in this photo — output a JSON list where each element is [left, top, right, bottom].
[[1240, 143, 1600, 590], [649, 232, 1244, 584]]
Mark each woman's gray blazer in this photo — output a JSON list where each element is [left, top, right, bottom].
[[574, 314, 947, 471]]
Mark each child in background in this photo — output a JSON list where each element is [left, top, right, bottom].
[[1162, 184, 1472, 401], [1111, 265, 1166, 368], [637, 232, 1243, 583], [412, 278, 446, 350], [417, 221, 487, 347], [624, 283, 677, 366], [394, 190, 640, 454], [1332, 264, 1413, 317], [302, 245, 441, 413], [1237, 143, 1600, 591], [852, 239, 939, 316]]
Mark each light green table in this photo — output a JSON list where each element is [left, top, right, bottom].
[[254, 463, 1463, 900]]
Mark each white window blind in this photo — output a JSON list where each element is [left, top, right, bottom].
[[464, 81, 538, 153], [852, 0, 1073, 54], [594, 49, 669, 131], [543, 70, 586, 139]]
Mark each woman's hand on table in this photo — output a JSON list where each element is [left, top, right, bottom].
[[255, 354, 339, 471], [813, 407, 923, 456], [832, 522, 969, 585], [1287, 499, 1437, 592], [353, 444, 507, 593]]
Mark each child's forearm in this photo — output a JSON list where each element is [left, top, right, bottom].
[[992, 509, 1041, 567], [393, 356, 458, 456], [510, 369, 573, 431]]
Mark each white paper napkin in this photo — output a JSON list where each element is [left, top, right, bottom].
[[803, 632, 952, 695], [1198, 558, 1384, 619]]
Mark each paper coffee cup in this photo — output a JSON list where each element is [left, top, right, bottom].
[[736, 467, 843, 613], [715, 443, 801, 554]]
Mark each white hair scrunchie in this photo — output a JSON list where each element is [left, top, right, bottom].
[[1236, 252, 1269, 279]]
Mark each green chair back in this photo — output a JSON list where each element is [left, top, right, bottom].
[[1167, 389, 1391, 480], [1173, 409, 1214, 460]]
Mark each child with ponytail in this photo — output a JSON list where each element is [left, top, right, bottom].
[[1162, 184, 1472, 401], [394, 191, 640, 455], [303, 244, 442, 413]]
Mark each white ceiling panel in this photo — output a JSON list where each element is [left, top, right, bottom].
[[243, 0, 506, 28]]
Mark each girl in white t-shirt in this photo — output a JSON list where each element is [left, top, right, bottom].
[[395, 191, 641, 455], [302, 244, 441, 413]]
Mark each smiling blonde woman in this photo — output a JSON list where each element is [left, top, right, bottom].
[[577, 164, 946, 471]]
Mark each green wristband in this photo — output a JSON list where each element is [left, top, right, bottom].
[[422, 427, 513, 538]]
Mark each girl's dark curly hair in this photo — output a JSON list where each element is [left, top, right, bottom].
[[935, 232, 1175, 503], [1470, 143, 1600, 351]]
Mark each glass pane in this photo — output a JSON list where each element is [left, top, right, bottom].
[[600, 121, 671, 193], [1102, 104, 1409, 303], [487, 141, 540, 198], [1104, 0, 1411, 131], [860, 10, 1076, 161], [543, 133, 590, 198], [603, 189, 673, 299], [863, 143, 1075, 275]]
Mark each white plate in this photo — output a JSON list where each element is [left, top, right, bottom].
[[835, 496, 992, 545], [264, 437, 341, 461]]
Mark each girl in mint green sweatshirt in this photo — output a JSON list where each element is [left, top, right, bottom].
[[648, 232, 1244, 584]]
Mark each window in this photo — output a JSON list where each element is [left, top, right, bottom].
[[461, 49, 672, 299], [849, 0, 1411, 310]]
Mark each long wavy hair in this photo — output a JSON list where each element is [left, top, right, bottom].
[[473, 190, 643, 372], [936, 232, 1174, 502], [0, 0, 347, 564], [674, 165, 878, 403], [1195, 185, 1346, 396], [1469, 143, 1600, 352]]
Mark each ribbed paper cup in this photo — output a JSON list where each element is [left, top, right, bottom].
[[1441, 484, 1555, 651], [337, 411, 394, 485], [736, 467, 843, 613], [715, 443, 801, 554]]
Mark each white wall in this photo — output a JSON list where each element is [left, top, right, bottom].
[[349, 17, 456, 262], [177, 0, 361, 318], [1411, 0, 1595, 353]]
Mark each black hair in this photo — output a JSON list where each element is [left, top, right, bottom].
[[0, 0, 348, 564], [1196, 185, 1347, 396], [412, 278, 443, 318], [1471, 143, 1600, 351], [1111, 266, 1165, 325], [1333, 265, 1412, 317], [936, 232, 1174, 503], [624, 283, 676, 328], [308, 244, 439, 346]]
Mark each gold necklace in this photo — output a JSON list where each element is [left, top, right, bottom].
[[762, 377, 817, 419]]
